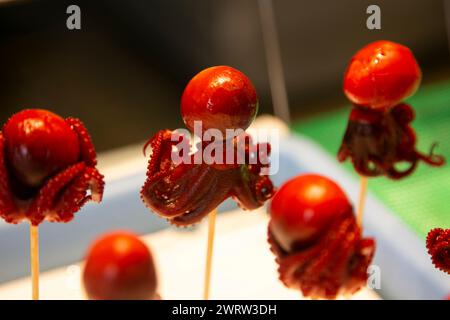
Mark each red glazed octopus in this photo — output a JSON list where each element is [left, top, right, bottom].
[[141, 66, 274, 226], [0, 109, 104, 225], [426, 228, 450, 275], [268, 174, 375, 299], [338, 40, 445, 179]]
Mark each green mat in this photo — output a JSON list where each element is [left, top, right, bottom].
[[292, 82, 450, 238]]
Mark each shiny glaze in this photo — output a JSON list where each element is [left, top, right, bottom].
[[3, 109, 80, 189], [181, 66, 258, 136], [83, 232, 158, 300], [0, 109, 104, 225], [343, 40, 421, 110], [269, 174, 351, 252], [141, 130, 274, 226], [339, 41, 444, 179], [268, 174, 375, 299]]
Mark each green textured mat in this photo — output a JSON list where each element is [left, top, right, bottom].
[[292, 82, 450, 238]]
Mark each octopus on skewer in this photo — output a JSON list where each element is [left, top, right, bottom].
[[338, 40, 444, 179], [268, 174, 375, 299], [0, 109, 104, 225], [141, 66, 274, 226]]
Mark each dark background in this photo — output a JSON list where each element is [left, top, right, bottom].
[[0, 0, 449, 151]]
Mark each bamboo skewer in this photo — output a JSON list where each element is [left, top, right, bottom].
[[356, 176, 368, 227], [30, 224, 39, 300], [203, 209, 217, 300]]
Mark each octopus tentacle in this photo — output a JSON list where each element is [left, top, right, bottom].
[[28, 163, 86, 225], [141, 130, 223, 220], [232, 169, 272, 210], [144, 130, 174, 177], [86, 167, 104, 203], [141, 129, 275, 225], [415, 143, 446, 166], [347, 238, 376, 292], [50, 167, 104, 223], [268, 210, 375, 299], [28, 164, 104, 225], [170, 175, 230, 226], [391, 103, 415, 124], [385, 159, 418, 179], [66, 117, 98, 167], [338, 104, 445, 179], [232, 139, 275, 209], [297, 216, 356, 298], [143, 164, 219, 219], [426, 228, 450, 274]]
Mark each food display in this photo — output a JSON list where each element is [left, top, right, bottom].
[[268, 174, 375, 299], [83, 231, 158, 300], [0, 1, 448, 302]]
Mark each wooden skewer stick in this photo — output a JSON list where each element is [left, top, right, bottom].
[[203, 209, 217, 300], [30, 224, 39, 300], [356, 176, 368, 227]]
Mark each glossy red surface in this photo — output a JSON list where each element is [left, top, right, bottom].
[[142, 66, 273, 226], [269, 174, 351, 252], [0, 109, 104, 225], [343, 40, 421, 110], [3, 109, 80, 188], [83, 231, 158, 300], [268, 174, 375, 299], [181, 66, 258, 137], [141, 130, 274, 226], [426, 228, 450, 275]]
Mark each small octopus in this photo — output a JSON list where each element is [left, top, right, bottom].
[[0, 109, 104, 225], [268, 174, 375, 299], [338, 40, 445, 179], [141, 66, 275, 226]]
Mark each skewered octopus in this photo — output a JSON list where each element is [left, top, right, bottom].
[[338, 40, 445, 179], [268, 174, 375, 299], [0, 109, 104, 225], [426, 228, 450, 275], [141, 66, 274, 226]]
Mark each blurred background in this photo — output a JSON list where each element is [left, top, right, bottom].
[[0, 0, 449, 151]]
